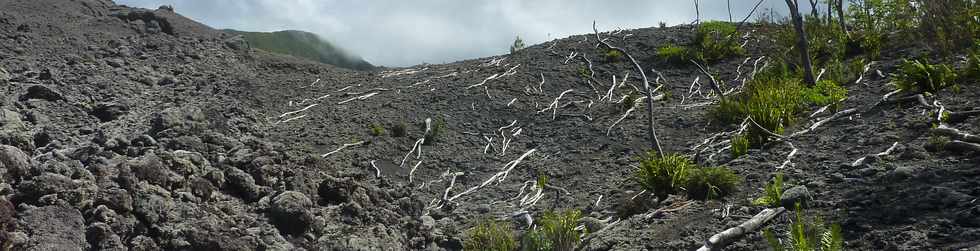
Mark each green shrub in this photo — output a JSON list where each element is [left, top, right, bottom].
[[802, 80, 847, 108], [685, 166, 740, 200], [539, 210, 583, 251], [824, 59, 866, 86], [635, 152, 696, 200], [764, 204, 843, 251], [894, 59, 958, 94], [715, 74, 806, 146], [918, 0, 979, 56], [635, 152, 740, 201], [731, 133, 749, 158], [753, 173, 784, 207], [423, 117, 446, 145], [605, 49, 624, 62], [369, 124, 385, 136], [391, 122, 407, 137], [465, 220, 517, 251], [511, 36, 525, 54], [520, 227, 551, 251], [622, 91, 639, 112], [962, 53, 980, 81], [693, 21, 744, 63], [657, 44, 689, 64]]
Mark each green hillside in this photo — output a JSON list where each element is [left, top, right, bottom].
[[225, 29, 374, 70]]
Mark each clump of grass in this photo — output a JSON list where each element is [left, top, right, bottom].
[[605, 49, 624, 62], [802, 80, 848, 108], [753, 173, 784, 207], [961, 53, 980, 81], [464, 219, 517, 251], [764, 204, 844, 251], [731, 133, 749, 158], [391, 122, 407, 137], [423, 117, 446, 145], [685, 166, 740, 200], [520, 227, 551, 251], [635, 151, 740, 201], [578, 67, 590, 79], [693, 21, 744, 63], [928, 134, 951, 152], [894, 59, 958, 94], [539, 210, 583, 251], [656, 43, 690, 64], [369, 124, 385, 136], [622, 91, 639, 112], [715, 73, 806, 146]]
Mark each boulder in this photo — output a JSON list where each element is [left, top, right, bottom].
[[17, 173, 76, 204], [268, 191, 313, 235], [780, 185, 811, 209], [225, 166, 261, 201], [0, 145, 30, 181], [0, 110, 32, 151], [19, 85, 64, 101], [90, 102, 130, 122], [18, 206, 88, 250]]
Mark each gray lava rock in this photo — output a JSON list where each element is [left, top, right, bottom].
[[888, 165, 921, 180], [268, 191, 313, 235], [0, 145, 30, 180], [90, 102, 130, 122], [0, 110, 32, 151], [97, 188, 133, 212], [0, 67, 9, 83], [0, 199, 14, 247], [188, 176, 215, 201], [132, 184, 174, 225], [126, 153, 172, 188], [318, 176, 353, 205], [87, 222, 126, 251], [157, 75, 176, 85], [420, 215, 436, 230], [20, 85, 64, 102], [106, 58, 124, 68], [128, 235, 159, 251], [19, 205, 88, 250], [780, 185, 811, 209], [226, 166, 261, 201], [17, 173, 76, 204]]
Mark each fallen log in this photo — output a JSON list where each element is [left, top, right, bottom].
[[697, 207, 787, 251]]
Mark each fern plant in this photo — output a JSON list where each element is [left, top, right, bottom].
[[894, 59, 958, 94], [764, 204, 843, 251], [685, 166, 740, 200], [540, 210, 583, 251], [635, 152, 695, 200], [731, 133, 749, 158], [464, 219, 517, 251], [753, 173, 784, 207]]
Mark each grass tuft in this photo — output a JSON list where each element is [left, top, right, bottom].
[[731, 133, 749, 158], [464, 219, 517, 251], [895, 59, 958, 94], [685, 166, 740, 200], [635, 151, 740, 201], [753, 173, 784, 207]]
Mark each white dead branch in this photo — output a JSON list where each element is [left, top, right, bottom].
[[321, 141, 366, 158], [370, 160, 381, 178], [507, 98, 518, 107], [696, 207, 787, 251], [278, 104, 318, 118], [381, 67, 427, 78], [334, 85, 353, 93], [301, 78, 321, 89], [537, 89, 575, 120], [443, 172, 465, 201], [607, 96, 647, 136], [851, 142, 899, 167], [337, 92, 379, 105], [400, 118, 433, 167], [275, 115, 307, 125], [815, 68, 827, 82], [409, 160, 423, 183], [467, 64, 521, 89], [447, 149, 537, 202], [855, 61, 874, 86], [482, 57, 507, 67], [564, 52, 579, 64], [790, 108, 858, 137], [777, 142, 798, 169], [691, 60, 725, 99], [538, 73, 546, 93]]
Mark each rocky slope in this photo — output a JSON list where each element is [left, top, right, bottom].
[[0, 0, 978, 250]]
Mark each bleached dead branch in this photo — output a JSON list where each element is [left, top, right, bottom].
[[447, 149, 537, 202], [537, 89, 575, 120], [409, 160, 423, 183], [466, 64, 521, 89], [321, 141, 366, 158], [400, 118, 432, 167], [696, 207, 786, 251], [381, 67, 427, 78], [851, 142, 899, 167], [607, 96, 647, 135], [337, 92, 379, 104]]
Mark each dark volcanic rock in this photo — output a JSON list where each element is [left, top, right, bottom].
[[0, 145, 29, 181], [780, 185, 811, 209], [18, 206, 88, 250], [225, 166, 261, 201], [90, 102, 130, 122], [268, 191, 313, 235], [17, 173, 76, 204], [19, 85, 64, 101]]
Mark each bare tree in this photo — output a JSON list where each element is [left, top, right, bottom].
[[694, 0, 701, 24], [785, 0, 817, 86], [727, 0, 733, 22], [808, 0, 820, 17], [835, 0, 848, 37]]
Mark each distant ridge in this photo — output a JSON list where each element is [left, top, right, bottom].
[[224, 29, 374, 70]]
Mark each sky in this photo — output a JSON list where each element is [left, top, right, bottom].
[[115, 0, 819, 67]]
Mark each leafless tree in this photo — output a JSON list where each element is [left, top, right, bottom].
[[834, 0, 848, 37], [785, 0, 817, 86]]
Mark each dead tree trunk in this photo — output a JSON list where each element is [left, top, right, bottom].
[[694, 0, 701, 25], [808, 0, 820, 18], [786, 0, 817, 86], [835, 0, 848, 37], [727, 0, 733, 22]]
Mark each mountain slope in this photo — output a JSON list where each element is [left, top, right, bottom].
[[225, 29, 374, 70], [0, 0, 979, 251]]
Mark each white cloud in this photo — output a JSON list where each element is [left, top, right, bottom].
[[116, 0, 817, 67]]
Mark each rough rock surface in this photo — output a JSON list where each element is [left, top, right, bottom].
[[0, 0, 978, 250]]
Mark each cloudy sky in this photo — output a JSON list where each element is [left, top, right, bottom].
[[115, 0, 817, 67]]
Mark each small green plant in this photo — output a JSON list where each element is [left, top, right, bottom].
[[369, 124, 385, 136], [731, 133, 749, 158], [520, 227, 551, 251], [685, 166, 740, 200], [635, 151, 740, 201], [928, 134, 951, 152], [764, 204, 844, 251], [635, 152, 696, 200], [657, 44, 690, 64], [693, 21, 744, 63], [622, 91, 639, 111], [539, 210, 583, 251], [802, 80, 848, 107], [391, 122, 407, 137], [464, 220, 517, 251], [605, 49, 624, 62], [511, 36, 526, 54], [715, 74, 805, 146], [753, 173, 784, 207], [961, 53, 980, 81], [894, 59, 958, 94], [423, 117, 446, 145]]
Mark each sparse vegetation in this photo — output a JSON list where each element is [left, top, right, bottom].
[[656, 44, 690, 64], [715, 70, 805, 146], [520, 227, 551, 251], [511, 36, 526, 54], [731, 133, 749, 158], [423, 117, 446, 145], [802, 80, 847, 108], [369, 123, 385, 136], [622, 91, 639, 111], [692, 21, 744, 63], [605, 49, 624, 62], [894, 59, 958, 94], [538, 210, 584, 251], [764, 204, 843, 251], [464, 219, 517, 251], [753, 173, 784, 207], [635, 151, 740, 201]]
